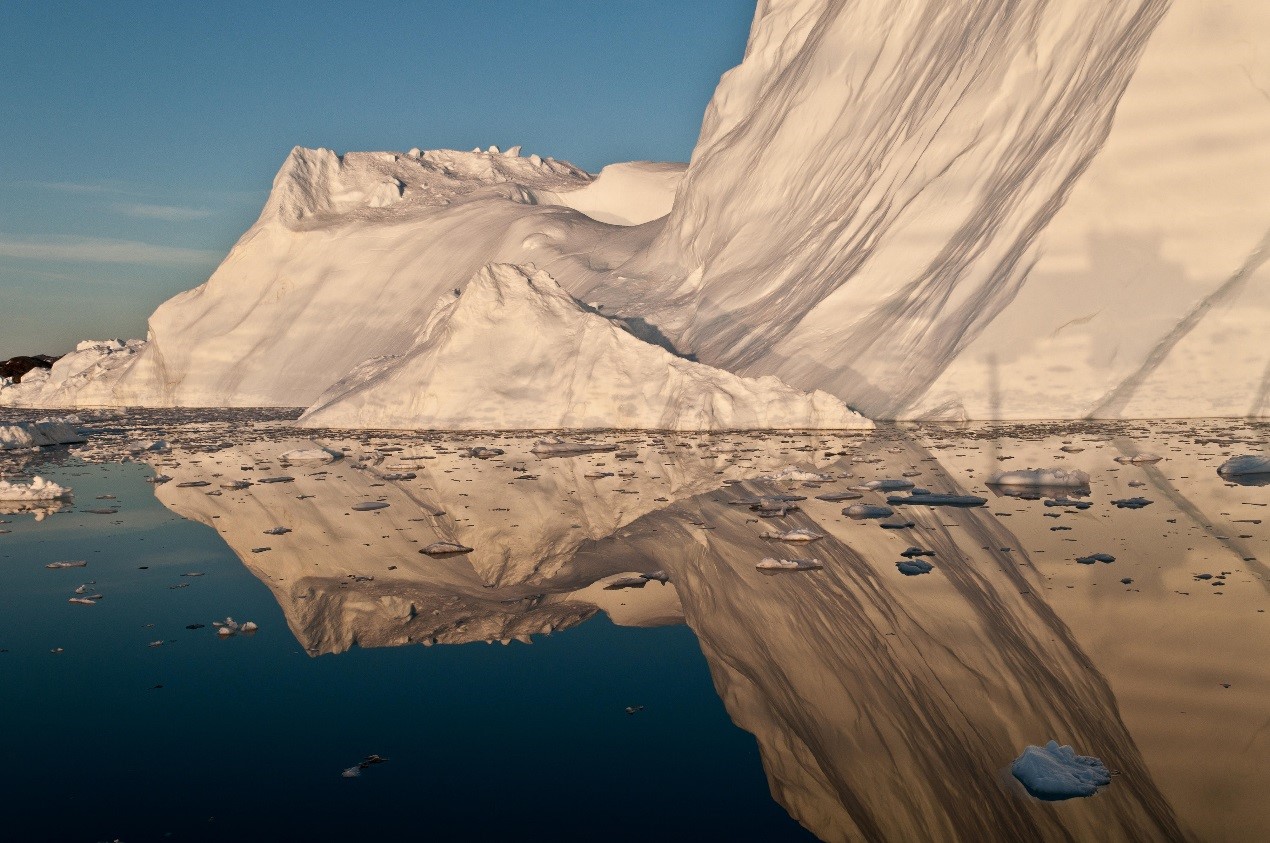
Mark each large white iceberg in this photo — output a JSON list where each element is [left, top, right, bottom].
[[2, 1, 1267, 422], [298, 263, 870, 431]]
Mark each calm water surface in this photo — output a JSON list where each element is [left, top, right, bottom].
[[0, 410, 1265, 842]]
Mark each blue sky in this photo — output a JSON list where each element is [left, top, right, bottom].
[[0, 0, 754, 359]]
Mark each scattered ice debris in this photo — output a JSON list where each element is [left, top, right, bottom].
[[351, 501, 389, 511], [251, 547, 271, 554], [642, 570, 669, 584], [531, 438, 617, 457], [280, 447, 342, 462], [880, 519, 916, 530], [1111, 497, 1153, 510], [380, 472, 416, 481], [186, 623, 205, 630], [584, 471, 614, 479], [843, 504, 894, 520], [1120, 578, 1134, 585], [886, 492, 986, 507], [896, 560, 934, 576], [815, 491, 862, 502], [1044, 497, 1091, 510], [756, 557, 823, 572], [1011, 741, 1111, 801], [175, 480, 210, 488], [1076, 553, 1116, 565], [766, 467, 834, 483], [1060, 446, 1084, 453], [0, 476, 72, 501], [46, 560, 87, 569], [421, 540, 473, 556], [760, 528, 824, 542], [68, 597, 97, 605], [257, 476, 295, 484], [1114, 453, 1162, 465], [900, 547, 935, 559], [263, 526, 292, 535], [625, 705, 645, 715], [148, 640, 165, 648], [988, 468, 1090, 488], [126, 439, 169, 454], [857, 478, 914, 492], [0, 418, 86, 450], [220, 480, 252, 490], [147, 474, 172, 485], [213, 618, 258, 637], [467, 447, 504, 459], [341, 755, 388, 778]]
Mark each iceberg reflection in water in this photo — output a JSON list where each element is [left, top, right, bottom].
[[1, 409, 1265, 841]]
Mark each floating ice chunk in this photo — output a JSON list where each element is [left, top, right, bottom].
[[257, 476, 295, 484], [843, 504, 893, 519], [176, 480, 210, 488], [0, 476, 72, 501], [760, 528, 824, 542], [815, 491, 862, 502], [263, 526, 292, 535], [896, 560, 934, 576], [351, 501, 389, 511], [421, 540, 473, 556], [126, 439, 169, 454], [1076, 553, 1115, 565], [467, 447, 504, 459], [1011, 740, 1111, 800], [531, 438, 617, 457], [1115, 453, 1162, 465], [46, 560, 87, 569], [1217, 455, 1270, 478], [68, 596, 97, 605], [1111, 497, 1153, 510], [220, 480, 252, 490], [756, 557, 823, 572], [604, 575, 649, 590], [0, 418, 86, 450], [987, 468, 1090, 488], [280, 447, 342, 462], [886, 492, 986, 507], [857, 478, 914, 492]]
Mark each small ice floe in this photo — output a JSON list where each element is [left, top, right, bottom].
[[756, 557, 823, 572], [126, 439, 169, 454], [605, 575, 650, 590], [880, 519, 915, 530], [341, 754, 388, 778], [1011, 740, 1111, 801], [530, 437, 616, 457], [815, 491, 862, 502], [257, 476, 295, 484], [1044, 497, 1091, 510], [1217, 455, 1270, 486], [843, 504, 893, 520], [68, 596, 97, 605], [1059, 445, 1084, 453], [1111, 497, 1153, 510], [147, 474, 172, 485], [1114, 453, 1162, 465], [900, 547, 935, 559], [1076, 553, 1116, 565], [856, 478, 915, 492], [220, 480, 252, 490], [988, 468, 1090, 489], [766, 467, 834, 483], [263, 526, 292, 535], [213, 618, 258, 637], [175, 480, 210, 488], [584, 471, 614, 479], [896, 560, 934, 576], [467, 447, 504, 459], [624, 705, 645, 715], [0, 476, 72, 501], [0, 418, 86, 450], [886, 491, 986, 508], [280, 447, 342, 462], [46, 560, 87, 569], [760, 528, 824, 542], [615, 450, 638, 460], [351, 501, 389, 511], [421, 540, 473, 556], [642, 570, 669, 584], [380, 472, 415, 481]]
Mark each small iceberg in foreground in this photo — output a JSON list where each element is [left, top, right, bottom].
[[1217, 455, 1270, 486], [0, 418, 86, 450], [1011, 740, 1111, 801], [0, 476, 72, 501]]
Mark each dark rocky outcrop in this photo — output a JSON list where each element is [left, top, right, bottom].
[[0, 355, 59, 383]]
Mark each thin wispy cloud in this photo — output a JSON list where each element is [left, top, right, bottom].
[[112, 202, 214, 221], [0, 234, 219, 266], [22, 180, 131, 195]]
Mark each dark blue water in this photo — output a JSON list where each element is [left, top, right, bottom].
[[0, 462, 813, 842]]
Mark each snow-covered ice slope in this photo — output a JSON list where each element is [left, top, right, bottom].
[[4, 0, 1267, 421], [298, 263, 869, 431]]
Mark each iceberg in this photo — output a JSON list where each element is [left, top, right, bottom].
[[0, 418, 85, 450], [0, 476, 72, 501]]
